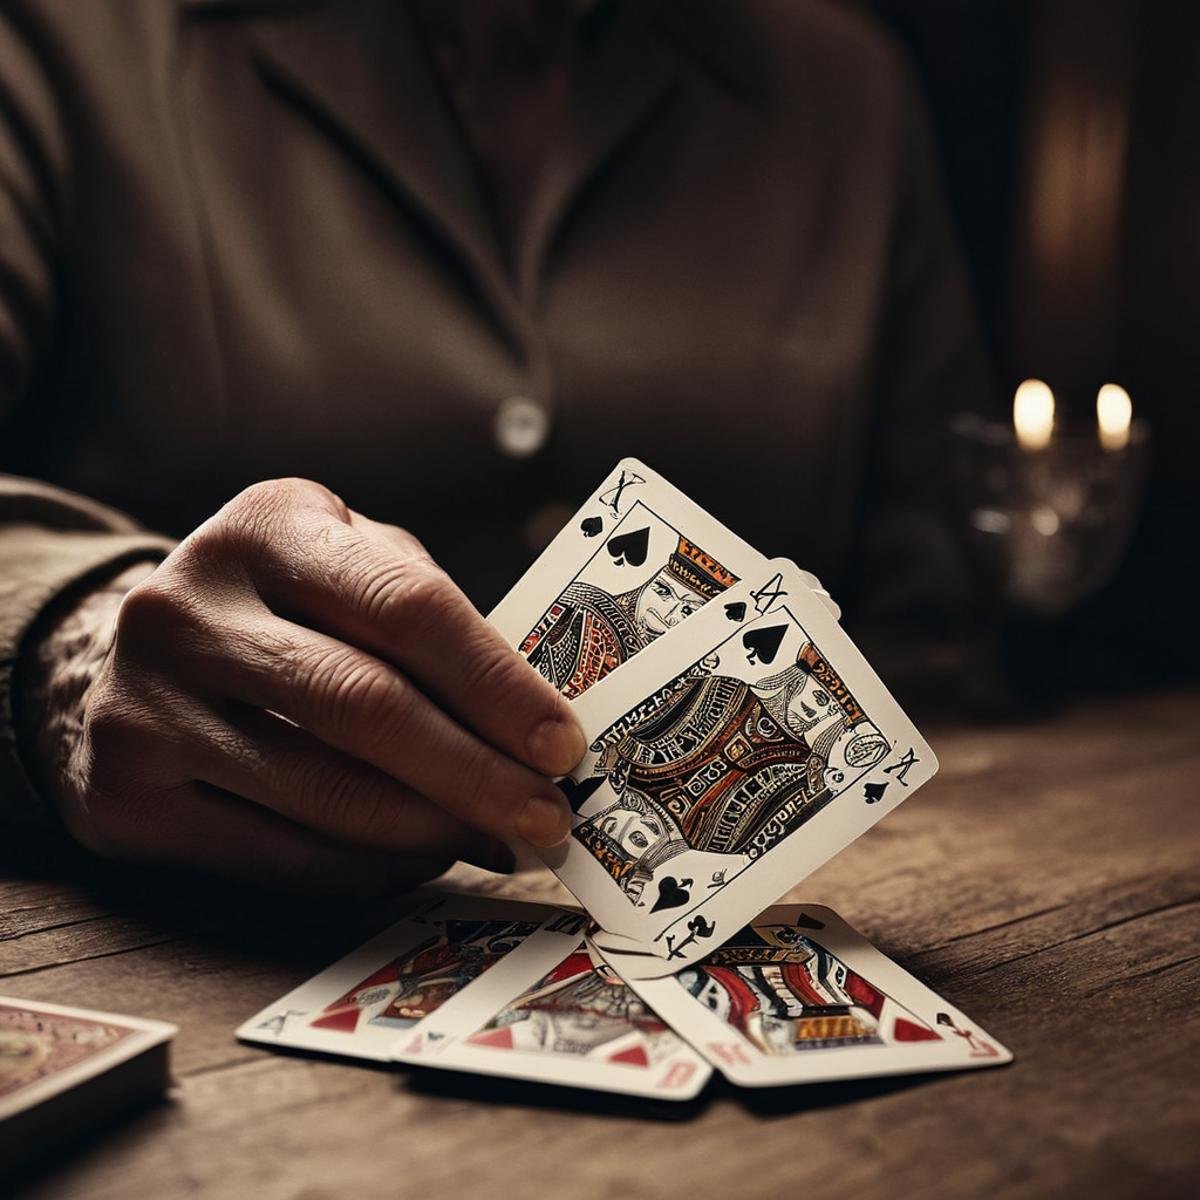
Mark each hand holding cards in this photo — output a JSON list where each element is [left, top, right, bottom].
[[492, 461, 932, 978], [540, 559, 933, 978], [239, 459, 1010, 1100]]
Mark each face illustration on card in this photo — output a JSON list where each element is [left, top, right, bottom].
[[490, 459, 839, 701], [393, 934, 711, 1099], [675, 920, 940, 1057], [574, 634, 886, 904], [518, 506, 740, 699], [235, 898, 558, 1061], [491, 460, 764, 701], [549, 562, 935, 974], [623, 906, 1011, 1086], [466, 948, 684, 1069], [307, 916, 540, 1035]]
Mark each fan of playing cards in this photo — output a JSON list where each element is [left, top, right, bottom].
[[238, 460, 1011, 1100]]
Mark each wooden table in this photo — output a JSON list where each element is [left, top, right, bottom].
[[4, 690, 1198, 1199]]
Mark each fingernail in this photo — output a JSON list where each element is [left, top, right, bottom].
[[515, 793, 572, 848], [527, 713, 587, 776]]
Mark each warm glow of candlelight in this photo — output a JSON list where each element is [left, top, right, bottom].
[[1014, 379, 1055, 451], [1097, 383, 1132, 451]]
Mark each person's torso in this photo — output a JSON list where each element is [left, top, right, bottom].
[[10, 0, 909, 608]]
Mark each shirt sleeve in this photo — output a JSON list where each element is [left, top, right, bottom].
[[0, 10, 174, 831], [0, 496, 175, 833]]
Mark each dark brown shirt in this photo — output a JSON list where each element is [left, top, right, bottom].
[[0, 0, 992, 827]]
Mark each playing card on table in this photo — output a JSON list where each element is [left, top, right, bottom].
[[392, 924, 710, 1100], [236, 896, 566, 1061], [489, 457, 836, 702], [620, 905, 1011, 1086], [543, 558, 937, 978]]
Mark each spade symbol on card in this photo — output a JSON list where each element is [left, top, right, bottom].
[[863, 781, 888, 804], [651, 876, 692, 913], [724, 601, 747, 622], [580, 516, 603, 538], [743, 624, 787, 665], [667, 914, 716, 959], [795, 912, 826, 930], [557, 774, 605, 813], [606, 526, 650, 568]]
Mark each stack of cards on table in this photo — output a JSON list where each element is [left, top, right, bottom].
[[238, 460, 1012, 1098], [0, 997, 176, 1169]]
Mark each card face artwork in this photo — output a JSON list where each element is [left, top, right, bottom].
[[490, 458, 837, 702], [544, 560, 936, 977], [624, 905, 1011, 1086], [236, 897, 562, 1061], [394, 935, 710, 1100], [0, 997, 175, 1119]]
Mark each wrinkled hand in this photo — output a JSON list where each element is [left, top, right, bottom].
[[40, 479, 584, 894]]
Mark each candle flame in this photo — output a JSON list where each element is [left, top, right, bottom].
[[1014, 379, 1055, 451], [1097, 383, 1132, 451]]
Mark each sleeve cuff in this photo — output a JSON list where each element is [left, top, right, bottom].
[[0, 527, 175, 832]]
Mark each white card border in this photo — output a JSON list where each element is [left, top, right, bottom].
[[621, 904, 1013, 1087], [489, 456, 772, 648]]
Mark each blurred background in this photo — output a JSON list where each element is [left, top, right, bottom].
[[860, 0, 1198, 690]]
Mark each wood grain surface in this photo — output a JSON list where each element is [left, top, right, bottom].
[[3, 690, 1198, 1200]]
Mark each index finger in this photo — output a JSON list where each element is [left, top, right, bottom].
[[252, 501, 586, 777]]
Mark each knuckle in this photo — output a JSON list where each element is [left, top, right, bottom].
[[178, 516, 243, 576], [113, 575, 189, 643], [235, 477, 346, 521], [305, 646, 406, 737], [84, 688, 148, 761], [455, 745, 507, 827], [311, 766, 362, 830], [467, 645, 551, 718], [209, 479, 350, 584], [218, 480, 296, 552], [320, 769, 396, 842], [218, 478, 338, 550], [379, 561, 460, 640], [113, 573, 221, 667]]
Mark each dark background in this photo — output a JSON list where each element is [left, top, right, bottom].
[[860, 0, 1198, 682]]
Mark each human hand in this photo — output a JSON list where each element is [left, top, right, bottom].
[[31, 479, 584, 894]]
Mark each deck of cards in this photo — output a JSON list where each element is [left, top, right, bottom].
[[0, 997, 176, 1169], [238, 459, 1012, 1099]]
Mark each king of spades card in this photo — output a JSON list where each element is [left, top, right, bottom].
[[572, 640, 890, 907]]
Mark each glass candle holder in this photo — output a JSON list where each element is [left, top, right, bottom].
[[948, 412, 1150, 617]]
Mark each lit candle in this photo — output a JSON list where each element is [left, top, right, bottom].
[[1014, 379, 1055, 451], [1097, 383, 1132, 452]]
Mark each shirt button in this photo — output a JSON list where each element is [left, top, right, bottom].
[[493, 395, 550, 458]]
